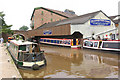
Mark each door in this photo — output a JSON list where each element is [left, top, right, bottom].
[[73, 39, 76, 45]]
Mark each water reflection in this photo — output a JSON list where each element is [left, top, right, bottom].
[[19, 44, 118, 78]]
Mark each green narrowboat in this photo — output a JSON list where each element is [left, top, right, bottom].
[[7, 39, 46, 70]]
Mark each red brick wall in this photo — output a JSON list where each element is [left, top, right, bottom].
[[28, 24, 71, 37], [31, 9, 67, 29], [3, 24, 70, 41], [13, 30, 29, 39]]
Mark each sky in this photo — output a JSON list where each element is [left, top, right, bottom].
[[0, 0, 120, 30]]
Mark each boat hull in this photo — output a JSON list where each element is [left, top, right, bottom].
[[40, 38, 82, 49], [83, 40, 120, 52], [7, 47, 46, 70]]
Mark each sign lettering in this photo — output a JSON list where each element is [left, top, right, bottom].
[[43, 30, 52, 35], [90, 19, 111, 26]]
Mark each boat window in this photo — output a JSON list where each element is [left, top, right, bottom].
[[19, 45, 26, 51], [66, 40, 70, 44], [90, 42, 93, 47], [40, 39, 43, 41], [84, 41, 89, 46], [51, 40, 53, 43], [64, 41, 67, 44], [18, 53, 45, 62], [102, 42, 120, 49], [47, 40, 50, 42], [44, 39, 46, 42], [94, 42, 98, 47], [26, 45, 29, 52], [54, 40, 56, 43], [18, 52, 24, 61], [57, 40, 59, 44]]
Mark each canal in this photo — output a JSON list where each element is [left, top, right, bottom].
[[19, 44, 119, 78]]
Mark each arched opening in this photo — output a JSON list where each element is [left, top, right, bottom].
[[72, 32, 83, 38], [72, 32, 83, 46], [12, 34, 26, 40]]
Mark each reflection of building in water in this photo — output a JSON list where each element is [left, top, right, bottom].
[[41, 44, 83, 59], [83, 53, 118, 66], [19, 45, 118, 78], [83, 54, 101, 63], [70, 53, 118, 78], [19, 54, 72, 78]]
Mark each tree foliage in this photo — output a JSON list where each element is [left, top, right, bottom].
[[19, 25, 29, 31], [0, 12, 13, 34]]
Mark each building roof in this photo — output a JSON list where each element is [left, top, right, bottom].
[[31, 7, 77, 20], [36, 10, 102, 29], [109, 15, 120, 24]]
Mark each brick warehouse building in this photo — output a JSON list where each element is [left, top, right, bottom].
[[8, 10, 118, 39], [28, 10, 117, 39], [30, 7, 77, 29], [3, 9, 119, 48], [9, 10, 118, 46], [23, 10, 118, 48]]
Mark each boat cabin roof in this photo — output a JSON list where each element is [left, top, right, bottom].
[[10, 40, 37, 46]]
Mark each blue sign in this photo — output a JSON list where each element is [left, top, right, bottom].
[[43, 30, 52, 35], [90, 19, 111, 26]]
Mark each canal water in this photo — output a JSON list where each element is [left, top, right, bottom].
[[19, 44, 119, 78]]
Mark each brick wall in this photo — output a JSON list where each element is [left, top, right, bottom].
[[28, 24, 71, 37], [31, 9, 67, 29], [3, 24, 71, 41]]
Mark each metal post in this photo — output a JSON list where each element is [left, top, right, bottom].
[[118, 22, 120, 40], [36, 37, 41, 51]]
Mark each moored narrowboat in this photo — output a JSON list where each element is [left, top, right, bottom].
[[83, 40, 120, 52], [7, 39, 47, 70], [40, 38, 82, 49]]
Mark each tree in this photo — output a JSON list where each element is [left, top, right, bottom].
[[19, 25, 29, 31], [0, 12, 13, 34]]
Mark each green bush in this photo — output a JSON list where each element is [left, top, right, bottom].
[[3, 40, 7, 43]]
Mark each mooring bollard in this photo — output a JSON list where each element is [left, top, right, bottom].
[[12, 75, 16, 80], [8, 59, 10, 62]]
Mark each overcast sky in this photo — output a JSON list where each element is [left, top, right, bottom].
[[0, 0, 119, 30]]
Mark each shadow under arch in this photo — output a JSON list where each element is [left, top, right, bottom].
[[72, 31, 83, 38]]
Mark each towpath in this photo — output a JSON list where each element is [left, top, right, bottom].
[[0, 43, 22, 79]]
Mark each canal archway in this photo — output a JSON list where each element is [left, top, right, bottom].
[[12, 33, 26, 40]]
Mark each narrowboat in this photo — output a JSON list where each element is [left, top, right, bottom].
[[8, 37, 14, 42], [7, 39, 47, 70], [83, 40, 120, 52], [40, 38, 82, 49]]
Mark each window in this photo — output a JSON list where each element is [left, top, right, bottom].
[[41, 11, 44, 15], [51, 40, 53, 43], [44, 39, 46, 42], [57, 40, 59, 44], [41, 18, 43, 21], [90, 42, 93, 47], [94, 42, 98, 47], [54, 40, 56, 43], [47, 40, 50, 42], [19, 45, 26, 51], [51, 18, 53, 22], [40, 39, 43, 41], [51, 12, 53, 15], [102, 42, 120, 49]]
